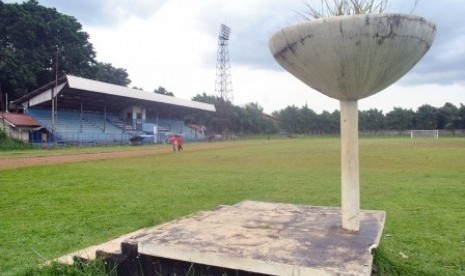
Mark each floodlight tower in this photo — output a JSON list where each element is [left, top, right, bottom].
[[215, 24, 233, 102]]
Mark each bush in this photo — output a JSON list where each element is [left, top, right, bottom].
[[0, 129, 33, 150]]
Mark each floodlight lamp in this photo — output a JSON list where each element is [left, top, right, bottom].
[[219, 24, 231, 40]]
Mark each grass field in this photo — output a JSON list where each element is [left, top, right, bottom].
[[1, 138, 464, 275]]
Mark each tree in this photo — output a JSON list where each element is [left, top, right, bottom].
[[458, 104, 465, 129], [0, 0, 130, 100], [359, 109, 384, 131], [191, 93, 227, 134], [191, 93, 278, 135], [274, 106, 340, 135], [238, 103, 275, 134], [94, 62, 130, 86], [437, 102, 459, 129], [414, 104, 438, 129], [319, 110, 340, 134], [385, 107, 414, 130], [275, 105, 301, 133], [154, 86, 174, 97], [299, 105, 319, 134]]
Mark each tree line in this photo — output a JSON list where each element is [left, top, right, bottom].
[[189, 96, 464, 136], [188, 93, 279, 136], [272, 102, 465, 134]]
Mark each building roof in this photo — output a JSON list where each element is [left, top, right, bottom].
[[11, 75, 216, 114], [1, 112, 40, 127]]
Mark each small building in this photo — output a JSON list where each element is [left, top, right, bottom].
[[0, 112, 42, 143]]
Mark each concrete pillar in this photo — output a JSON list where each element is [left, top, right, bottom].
[[340, 100, 360, 231]]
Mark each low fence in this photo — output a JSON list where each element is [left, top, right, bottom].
[[28, 131, 132, 147], [27, 130, 208, 147], [11, 128, 465, 148]]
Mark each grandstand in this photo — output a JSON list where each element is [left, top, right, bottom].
[[10, 75, 215, 146]]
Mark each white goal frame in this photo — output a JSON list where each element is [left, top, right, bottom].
[[410, 129, 439, 139]]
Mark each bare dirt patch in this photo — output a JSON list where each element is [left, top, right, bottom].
[[0, 141, 258, 171]]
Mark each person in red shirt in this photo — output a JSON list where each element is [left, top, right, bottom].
[[169, 135, 177, 152], [176, 135, 183, 151]]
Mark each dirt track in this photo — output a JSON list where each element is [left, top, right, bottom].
[[0, 148, 168, 171], [0, 141, 257, 171]]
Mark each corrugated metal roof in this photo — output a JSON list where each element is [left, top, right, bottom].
[[0, 112, 40, 127], [11, 75, 216, 113], [66, 75, 215, 112]]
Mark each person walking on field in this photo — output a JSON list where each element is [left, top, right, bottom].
[[176, 135, 183, 151], [169, 134, 177, 152]]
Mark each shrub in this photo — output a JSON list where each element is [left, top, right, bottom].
[[0, 129, 33, 150]]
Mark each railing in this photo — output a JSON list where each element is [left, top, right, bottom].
[[26, 108, 210, 145]]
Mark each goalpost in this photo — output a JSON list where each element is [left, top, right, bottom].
[[410, 129, 439, 139]]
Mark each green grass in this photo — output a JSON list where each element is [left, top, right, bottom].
[[0, 130, 34, 151], [0, 138, 464, 275]]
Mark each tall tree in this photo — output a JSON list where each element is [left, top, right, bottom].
[[385, 107, 415, 130], [359, 109, 384, 131], [458, 104, 465, 129], [191, 93, 226, 134], [94, 62, 130, 86], [276, 105, 301, 133], [414, 104, 438, 130], [299, 105, 319, 134], [191, 93, 277, 135], [274, 106, 340, 135], [437, 102, 459, 129], [237, 103, 274, 134], [319, 110, 340, 134], [0, 0, 130, 100]]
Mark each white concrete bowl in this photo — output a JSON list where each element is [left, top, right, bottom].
[[269, 13, 436, 100]]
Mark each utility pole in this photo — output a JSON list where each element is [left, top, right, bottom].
[[0, 83, 3, 112], [51, 45, 59, 146]]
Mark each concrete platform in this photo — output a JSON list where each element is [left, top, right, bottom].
[[56, 201, 385, 275]]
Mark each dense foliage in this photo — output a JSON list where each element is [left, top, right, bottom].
[[189, 96, 464, 136], [0, 129, 32, 150], [273, 102, 465, 134], [191, 93, 279, 135], [0, 0, 130, 102]]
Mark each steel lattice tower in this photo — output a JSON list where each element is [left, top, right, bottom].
[[215, 24, 233, 102]]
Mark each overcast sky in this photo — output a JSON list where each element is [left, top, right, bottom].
[[5, 0, 465, 113]]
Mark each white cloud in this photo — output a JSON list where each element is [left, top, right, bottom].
[[360, 83, 465, 112], [87, 1, 217, 93], [232, 66, 339, 114]]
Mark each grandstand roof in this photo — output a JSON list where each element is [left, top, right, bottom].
[[11, 75, 216, 114]]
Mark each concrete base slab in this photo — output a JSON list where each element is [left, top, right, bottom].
[[56, 201, 385, 275], [139, 201, 385, 275]]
